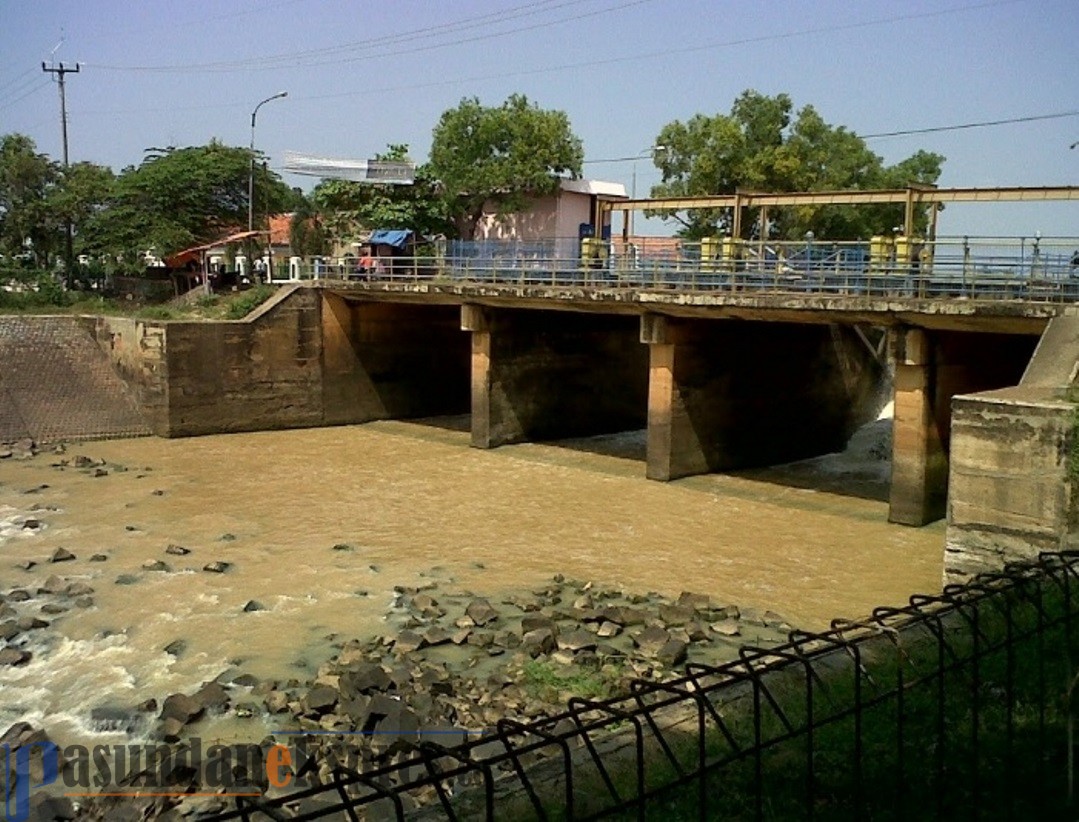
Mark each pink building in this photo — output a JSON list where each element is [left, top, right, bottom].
[[473, 179, 627, 252]]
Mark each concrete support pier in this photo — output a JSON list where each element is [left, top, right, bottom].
[[889, 328, 947, 526], [642, 315, 882, 481], [462, 304, 648, 449], [888, 327, 1041, 526]]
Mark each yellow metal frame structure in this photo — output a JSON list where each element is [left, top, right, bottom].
[[604, 185, 1079, 241]]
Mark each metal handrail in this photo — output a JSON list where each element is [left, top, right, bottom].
[[263, 237, 1079, 304]]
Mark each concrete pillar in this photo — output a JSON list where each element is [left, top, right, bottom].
[[461, 304, 499, 448], [643, 315, 709, 480], [889, 327, 948, 526]]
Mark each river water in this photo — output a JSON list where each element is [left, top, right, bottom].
[[0, 410, 943, 747]]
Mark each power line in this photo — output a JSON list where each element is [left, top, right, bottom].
[[84, 0, 633, 74], [0, 78, 51, 113], [860, 110, 1079, 139], [286, 0, 1028, 105]]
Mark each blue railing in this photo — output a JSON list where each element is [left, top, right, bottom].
[[270, 236, 1079, 302]]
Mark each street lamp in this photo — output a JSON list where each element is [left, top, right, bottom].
[[248, 91, 288, 232], [629, 144, 666, 238]]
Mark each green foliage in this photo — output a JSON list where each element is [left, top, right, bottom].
[[106, 140, 298, 254], [225, 284, 276, 319], [428, 94, 584, 238], [288, 196, 330, 258], [521, 659, 620, 703], [312, 144, 453, 244], [0, 270, 75, 310], [0, 134, 62, 267], [649, 90, 944, 240]]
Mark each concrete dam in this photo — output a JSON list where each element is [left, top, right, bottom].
[[2, 280, 1074, 585]]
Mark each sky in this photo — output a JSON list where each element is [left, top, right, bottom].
[[1, 0, 1077, 238]]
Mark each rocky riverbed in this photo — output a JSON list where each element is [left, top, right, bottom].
[[1, 438, 799, 820]]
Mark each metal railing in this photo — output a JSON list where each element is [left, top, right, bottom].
[[266, 236, 1079, 303], [202, 551, 1079, 820]]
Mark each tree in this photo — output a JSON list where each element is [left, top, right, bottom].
[[288, 196, 329, 258], [648, 91, 944, 239], [311, 144, 453, 244], [427, 94, 583, 239], [0, 134, 61, 267], [77, 140, 302, 272]]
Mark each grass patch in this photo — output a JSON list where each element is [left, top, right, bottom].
[[224, 284, 276, 319], [521, 659, 623, 704]]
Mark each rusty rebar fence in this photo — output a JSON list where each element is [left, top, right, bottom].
[[204, 552, 1079, 820]]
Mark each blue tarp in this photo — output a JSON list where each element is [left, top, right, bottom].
[[368, 229, 412, 249]]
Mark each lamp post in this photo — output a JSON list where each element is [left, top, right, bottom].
[[248, 91, 288, 233], [629, 144, 666, 238]]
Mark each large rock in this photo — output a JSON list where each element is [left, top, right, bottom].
[[633, 625, 671, 656], [520, 614, 557, 635], [465, 598, 498, 626], [557, 629, 597, 653], [50, 548, 76, 563], [658, 604, 695, 626], [677, 591, 712, 611], [193, 682, 229, 712], [303, 685, 338, 715], [521, 628, 557, 658], [159, 694, 203, 725], [39, 575, 67, 594], [0, 647, 31, 666], [339, 663, 390, 696], [655, 639, 688, 667]]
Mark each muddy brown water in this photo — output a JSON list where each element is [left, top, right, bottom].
[[0, 414, 943, 747]]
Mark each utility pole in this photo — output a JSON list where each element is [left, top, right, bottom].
[[42, 61, 80, 279]]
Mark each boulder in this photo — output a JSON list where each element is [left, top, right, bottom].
[[557, 629, 597, 653], [50, 548, 76, 563], [141, 560, 170, 572], [39, 575, 67, 594], [339, 663, 390, 696], [242, 600, 266, 613], [16, 616, 47, 631], [657, 604, 695, 626], [393, 630, 424, 654], [164, 544, 190, 556], [202, 561, 230, 574], [160, 717, 185, 743], [65, 582, 94, 597], [677, 591, 712, 611], [159, 694, 204, 725], [193, 682, 230, 712], [633, 625, 671, 656], [520, 614, 557, 635], [465, 598, 498, 626], [711, 621, 741, 637], [521, 628, 557, 657], [303, 685, 338, 715], [596, 621, 622, 638], [0, 647, 31, 666], [655, 639, 688, 667], [264, 691, 290, 714]]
